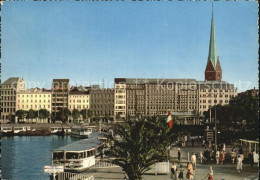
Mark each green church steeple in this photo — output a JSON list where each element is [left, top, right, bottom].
[[208, 8, 218, 70]]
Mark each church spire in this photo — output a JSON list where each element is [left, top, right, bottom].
[[208, 5, 218, 70], [205, 4, 222, 81]]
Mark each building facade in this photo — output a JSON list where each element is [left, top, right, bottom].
[[197, 81, 237, 115], [1, 77, 26, 121], [16, 88, 52, 113], [90, 88, 114, 119], [114, 78, 237, 124], [238, 88, 259, 97], [51, 79, 70, 116], [68, 87, 90, 111]]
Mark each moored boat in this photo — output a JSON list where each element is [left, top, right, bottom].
[[70, 126, 92, 138], [52, 133, 106, 172]]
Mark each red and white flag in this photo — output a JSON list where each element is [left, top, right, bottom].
[[167, 111, 173, 128]]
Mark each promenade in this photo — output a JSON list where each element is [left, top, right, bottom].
[[81, 142, 259, 180]]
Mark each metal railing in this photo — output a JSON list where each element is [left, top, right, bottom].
[[92, 158, 119, 168], [57, 172, 94, 180]]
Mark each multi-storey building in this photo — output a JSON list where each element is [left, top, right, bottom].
[[51, 79, 70, 116], [238, 88, 259, 97], [68, 87, 90, 111], [16, 88, 52, 113], [0, 77, 26, 121], [197, 81, 237, 115], [90, 88, 114, 119], [114, 78, 200, 124], [114, 78, 237, 124]]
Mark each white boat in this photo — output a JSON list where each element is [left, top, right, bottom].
[[70, 126, 92, 138], [1, 127, 12, 133], [50, 127, 62, 134], [13, 126, 30, 134], [52, 133, 106, 172]]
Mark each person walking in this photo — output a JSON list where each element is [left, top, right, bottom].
[[249, 151, 254, 167], [215, 150, 220, 164], [236, 155, 243, 173], [219, 150, 225, 164], [178, 148, 182, 164], [231, 148, 237, 164], [191, 137, 195, 148], [178, 164, 184, 180], [170, 162, 178, 180], [198, 152, 204, 164], [191, 152, 196, 170], [203, 166, 213, 180], [186, 162, 194, 180]]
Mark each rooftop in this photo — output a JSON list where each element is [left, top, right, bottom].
[[53, 133, 104, 152]]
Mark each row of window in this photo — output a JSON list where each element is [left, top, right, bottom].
[[18, 105, 50, 109], [69, 100, 89, 103], [69, 105, 89, 109], [18, 99, 51, 103], [18, 94, 51, 98], [1, 96, 15, 101]]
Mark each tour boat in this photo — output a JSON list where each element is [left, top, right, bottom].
[[70, 126, 92, 138], [52, 133, 106, 172], [1, 127, 12, 133], [13, 126, 31, 134], [50, 127, 63, 134]]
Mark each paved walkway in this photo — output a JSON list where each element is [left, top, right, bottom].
[[80, 142, 258, 180]]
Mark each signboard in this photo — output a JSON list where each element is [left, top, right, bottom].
[[44, 166, 64, 174]]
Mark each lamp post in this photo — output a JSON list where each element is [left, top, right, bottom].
[[213, 93, 218, 150]]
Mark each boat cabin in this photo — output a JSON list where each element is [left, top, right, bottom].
[[52, 133, 105, 172]]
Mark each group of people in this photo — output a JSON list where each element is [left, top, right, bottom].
[[170, 162, 213, 180]]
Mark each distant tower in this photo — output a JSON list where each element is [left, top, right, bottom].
[[205, 8, 222, 81]]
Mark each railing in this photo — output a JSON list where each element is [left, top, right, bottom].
[[57, 172, 94, 180], [92, 158, 118, 168]]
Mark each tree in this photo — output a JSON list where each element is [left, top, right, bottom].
[[15, 110, 27, 123], [72, 109, 80, 122], [204, 96, 259, 141], [7, 113, 13, 123], [87, 109, 93, 121], [57, 108, 71, 123], [106, 116, 177, 179], [39, 109, 50, 120], [27, 109, 35, 121], [80, 109, 87, 120]]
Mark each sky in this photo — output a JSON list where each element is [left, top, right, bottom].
[[1, 1, 258, 92]]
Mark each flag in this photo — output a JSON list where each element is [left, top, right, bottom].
[[167, 111, 173, 128]]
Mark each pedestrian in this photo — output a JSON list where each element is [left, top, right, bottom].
[[178, 164, 184, 180], [248, 151, 254, 167], [223, 143, 226, 152], [219, 150, 225, 164], [170, 162, 178, 180], [178, 148, 182, 164], [191, 152, 196, 170], [215, 150, 220, 164], [231, 148, 236, 164], [184, 135, 187, 147], [186, 162, 194, 180], [202, 139, 205, 147], [236, 155, 243, 173], [191, 137, 195, 148], [198, 152, 204, 164], [123, 172, 129, 180], [203, 166, 213, 180], [239, 146, 243, 154]]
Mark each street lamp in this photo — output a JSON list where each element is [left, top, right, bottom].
[[213, 93, 218, 150], [207, 92, 218, 150]]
